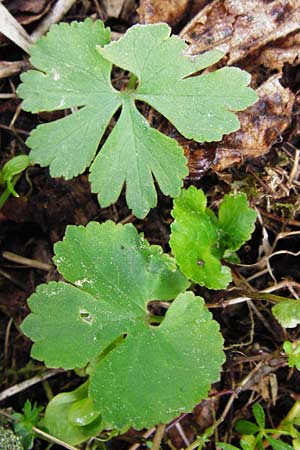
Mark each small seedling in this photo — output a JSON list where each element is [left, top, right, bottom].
[[17, 19, 257, 218], [218, 403, 293, 450], [21, 220, 225, 444], [0, 155, 30, 208], [169, 186, 257, 289], [12, 400, 43, 450]]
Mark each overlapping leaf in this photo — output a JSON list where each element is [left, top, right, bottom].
[[272, 299, 300, 328], [17, 19, 257, 218], [21, 221, 225, 429], [170, 187, 257, 289]]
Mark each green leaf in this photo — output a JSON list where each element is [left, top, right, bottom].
[[0, 155, 30, 196], [272, 300, 300, 328], [266, 437, 294, 450], [283, 341, 300, 369], [235, 420, 259, 435], [252, 403, 265, 429], [89, 95, 187, 219], [99, 23, 257, 142], [218, 193, 257, 256], [218, 443, 242, 450], [17, 20, 120, 180], [169, 187, 256, 289], [18, 20, 257, 218], [42, 383, 102, 445], [240, 440, 255, 450], [22, 221, 224, 430]]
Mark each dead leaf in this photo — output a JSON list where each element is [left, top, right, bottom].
[[138, 0, 189, 26], [180, 0, 300, 65], [256, 31, 300, 72], [182, 75, 295, 177]]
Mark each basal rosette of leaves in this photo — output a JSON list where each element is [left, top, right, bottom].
[[21, 220, 225, 441], [17, 19, 257, 218], [169, 187, 257, 290]]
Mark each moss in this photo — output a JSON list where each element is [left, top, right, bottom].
[[0, 426, 23, 450]]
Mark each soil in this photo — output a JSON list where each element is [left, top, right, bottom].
[[1, 1, 300, 449]]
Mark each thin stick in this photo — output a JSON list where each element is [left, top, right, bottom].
[[31, 427, 79, 450], [31, 0, 77, 41], [0, 370, 62, 402], [128, 427, 156, 450], [2, 251, 52, 272], [152, 424, 166, 450]]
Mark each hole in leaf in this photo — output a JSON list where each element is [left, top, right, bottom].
[[197, 259, 205, 266], [147, 301, 167, 327], [80, 310, 93, 324]]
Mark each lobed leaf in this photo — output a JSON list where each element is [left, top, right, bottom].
[[22, 221, 225, 430], [170, 187, 257, 290], [17, 20, 257, 218], [100, 23, 257, 142]]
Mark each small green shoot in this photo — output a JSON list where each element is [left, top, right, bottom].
[[283, 340, 300, 370], [17, 19, 257, 218], [21, 220, 225, 439], [169, 186, 257, 289], [218, 403, 294, 450], [12, 400, 43, 450], [0, 155, 30, 208]]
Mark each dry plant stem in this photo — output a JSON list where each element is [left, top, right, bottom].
[[31, 0, 77, 41], [207, 281, 300, 309], [0, 3, 32, 53], [31, 426, 79, 450], [2, 251, 52, 272], [128, 427, 157, 450], [184, 362, 267, 450], [152, 423, 166, 450], [0, 267, 27, 291], [4, 318, 13, 369], [0, 369, 62, 402]]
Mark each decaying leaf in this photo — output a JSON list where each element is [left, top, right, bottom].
[[181, 0, 300, 64], [185, 75, 295, 177], [138, 0, 189, 26], [255, 31, 300, 72]]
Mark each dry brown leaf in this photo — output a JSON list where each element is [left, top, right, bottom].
[[183, 75, 295, 177], [180, 0, 300, 64], [256, 31, 300, 72], [138, 0, 189, 26]]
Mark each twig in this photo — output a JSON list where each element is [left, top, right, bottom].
[[0, 370, 62, 402], [128, 428, 156, 450], [0, 267, 28, 291], [31, 0, 77, 41], [2, 251, 52, 272], [0, 61, 28, 79], [31, 426, 79, 450], [0, 3, 32, 53], [152, 424, 166, 450], [207, 281, 300, 309]]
